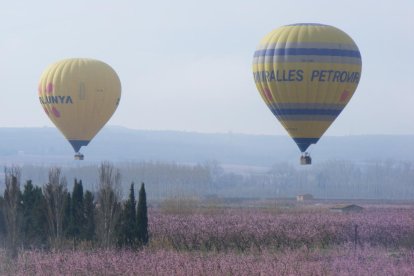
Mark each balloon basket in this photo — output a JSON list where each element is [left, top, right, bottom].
[[74, 153, 84, 160], [300, 153, 312, 165]]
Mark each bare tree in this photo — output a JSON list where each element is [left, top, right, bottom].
[[3, 166, 22, 258], [0, 195, 5, 248], [43, 167, 67, 249], [96, 162, 122, 248]]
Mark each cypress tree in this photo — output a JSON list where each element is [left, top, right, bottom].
[[21, 180, 48, 248], [83, 190, 96, 241], [116, 183, 137, 248], [21, 180, 35, 245], [136, 182, 148, 245], [63, 191, 71, 238], [71, 179, 84, 240]]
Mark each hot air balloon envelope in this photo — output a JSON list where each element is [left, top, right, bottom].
[[38, 58, 121, 159], [253, 23, 362, 162]]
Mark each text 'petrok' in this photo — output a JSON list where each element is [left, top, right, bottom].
[[253, 69, 360, 84]]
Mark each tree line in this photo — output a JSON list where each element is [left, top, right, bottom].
[[0, 162, 148, 258], [15, 159, 414, 201], [208, 160, 414, 200]]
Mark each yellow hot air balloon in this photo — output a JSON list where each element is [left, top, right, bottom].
[[38, 58, 121, 160], [252, 24, 362, 164]]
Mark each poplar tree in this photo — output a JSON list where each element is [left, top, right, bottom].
[[43, 167, 68, 249], [96, 162, 122, 248], [136, 182, 148, 246], [0, 195, 6, 246], [3, 167, 22, 258]]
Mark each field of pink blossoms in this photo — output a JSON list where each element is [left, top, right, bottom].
[[1, 205, 414, 275], [2, 246, 414, 275], [149, 207, 414, 250]]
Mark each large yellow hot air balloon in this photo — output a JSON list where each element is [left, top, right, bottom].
[[38, 58, 121, 160], [253, 24, 362, 164]]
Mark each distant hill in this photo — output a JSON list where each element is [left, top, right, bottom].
[[0, 126, 412, 166]]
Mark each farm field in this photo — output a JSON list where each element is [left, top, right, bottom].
[[1, 201, 414, 275]]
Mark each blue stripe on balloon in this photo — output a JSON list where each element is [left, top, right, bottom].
[[287, 23, 327, 26], [271, 108, 342, 116], [69, 140, 90, 153], [254, 48, 361, 58], [252, 55, 361, 65], [293, 138, 320, 152]]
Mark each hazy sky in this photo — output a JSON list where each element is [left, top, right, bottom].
[[1, 0, 413, 136]]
